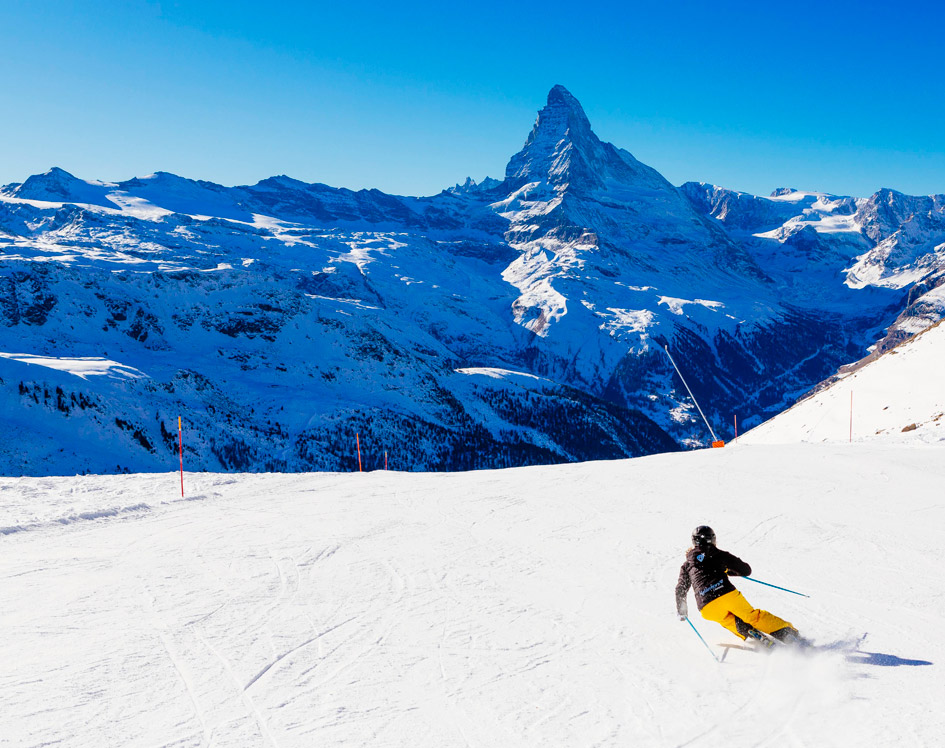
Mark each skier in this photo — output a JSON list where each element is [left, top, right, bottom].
[[676, 525, 801, 647]]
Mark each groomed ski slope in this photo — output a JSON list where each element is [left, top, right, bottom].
[[2, 444, 943, 747]]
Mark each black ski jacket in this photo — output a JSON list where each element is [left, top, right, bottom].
[[676, 546, 751, 613]]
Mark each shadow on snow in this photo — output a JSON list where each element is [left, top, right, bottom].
[[846, 651, 933, 667]]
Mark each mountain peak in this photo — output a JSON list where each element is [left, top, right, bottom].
[[546, 85, 585, 113], [504, 86, 598, 186], [29, 167, 82, 187], [537, 85, 592, 136], [12, 167, 119, 209], [505, 86, 671, 197], [44, 166, 77, 179]]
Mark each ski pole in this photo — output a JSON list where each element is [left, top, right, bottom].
[[743, 576, 809, 598], [684, 616, 720, 663]]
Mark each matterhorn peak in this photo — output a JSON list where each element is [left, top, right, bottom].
[[544, 85, 591, 127], [505, 86, 598, 185], [504, 86, 672, 198]]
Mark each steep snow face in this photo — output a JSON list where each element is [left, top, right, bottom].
[[741, 320, 945, 445], [680, 182, 810, 234], [2, 445, 943, 746], [1, 85, 943, 475], [846, 191, 945, 289], [681, 182, 865, 242]]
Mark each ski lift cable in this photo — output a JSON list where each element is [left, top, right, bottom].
[[663, 345, 719, 443]]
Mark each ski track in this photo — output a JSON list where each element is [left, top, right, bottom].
[[1, 444, 943, 747]]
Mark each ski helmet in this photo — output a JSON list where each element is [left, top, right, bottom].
[[692, 525, 716, 548]]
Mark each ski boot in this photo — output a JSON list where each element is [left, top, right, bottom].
[[771, 627, 809, 648], [734, 617, 775, 650], [771, 627, 798, 643]]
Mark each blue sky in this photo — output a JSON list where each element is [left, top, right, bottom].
[[2, 1, 943, 197]]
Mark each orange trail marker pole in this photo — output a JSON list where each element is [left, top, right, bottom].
[[356, 433, 362, 472], [385, 450, 388, 470], [734, 414, 738, 441], [177, 416, 184, 498]]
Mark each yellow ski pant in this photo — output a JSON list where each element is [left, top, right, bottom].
[[700, 589, 793, 640]]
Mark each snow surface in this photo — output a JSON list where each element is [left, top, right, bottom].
[[2, 444, 942, 747], [455, 367, 545, 382], [0, 353, 146, 381], [742, 320, 945, 445], [657, 297, 724, 316], [766, 190, 823, 203]]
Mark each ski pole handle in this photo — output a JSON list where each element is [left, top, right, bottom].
[[743, 576, 809, 598]]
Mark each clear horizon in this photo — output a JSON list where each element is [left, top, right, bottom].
[[2, 1, 943, 198]]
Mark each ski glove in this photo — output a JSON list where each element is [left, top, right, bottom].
[[677, 601, 688, 620]]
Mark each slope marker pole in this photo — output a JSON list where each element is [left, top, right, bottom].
[[356, 433, 362, 472], [849, 391, 853, 443], [663, 346, 723, 447], [734, 414, 738, 442], [177, 416, 184, 498], [385, 450, 388, 470]]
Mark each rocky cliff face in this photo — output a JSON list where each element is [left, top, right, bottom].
[[1, 86, 943, 475]]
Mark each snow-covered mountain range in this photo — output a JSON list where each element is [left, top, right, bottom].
[[2, 85, 944, 474]]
